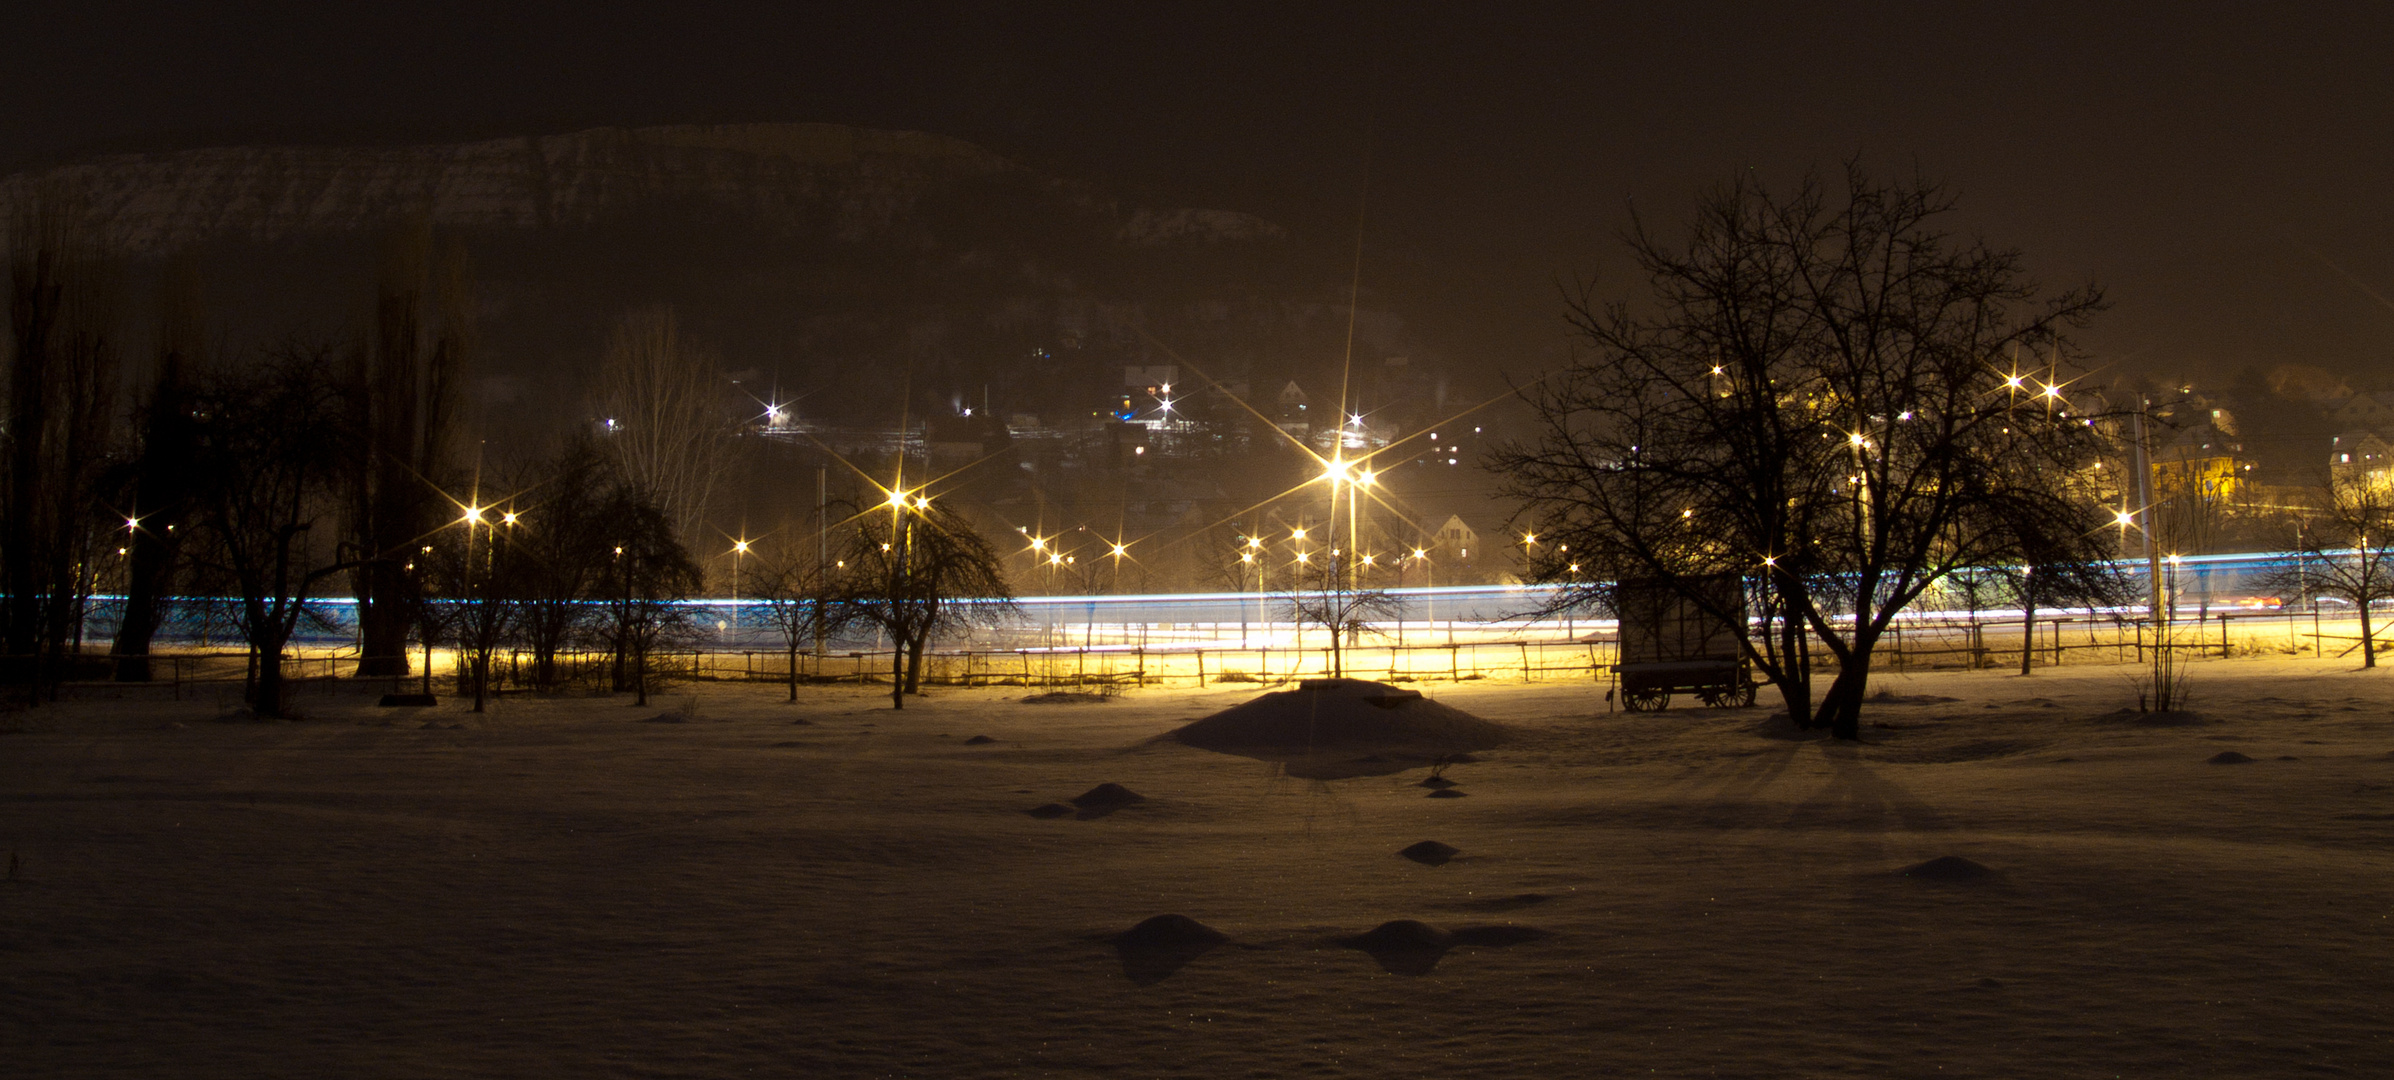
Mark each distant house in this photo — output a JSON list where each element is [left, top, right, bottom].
[[2326, 390, 2394, 433], [1275, 381, 1311, 436], [1431, 514, 1479, 561], [926, 413, 1007, 469], [2331, 430, 2394, 488], [2153, 421, 2248, 503]]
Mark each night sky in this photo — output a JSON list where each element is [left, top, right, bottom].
[[9, 1, 2394, 386]]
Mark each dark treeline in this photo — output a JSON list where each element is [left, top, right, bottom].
[[2, 200, 1010, 716]]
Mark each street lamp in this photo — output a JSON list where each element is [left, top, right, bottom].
[[729, 537, 751, 637]]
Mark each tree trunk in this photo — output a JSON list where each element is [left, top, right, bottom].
[[353, 569, 414, 677], [2363, 606, 2377, 669], [1814, 656, 1871, 741], [111, 524, 177, 682], [2019, 584, 2038, 677], [1773, 678, 1813, 729], [905, 632, 928, 694], [889, 628, 907, 709], [611, 616, 629, 692], [786, 641, 799, 702], [253, 637, 288, 717]]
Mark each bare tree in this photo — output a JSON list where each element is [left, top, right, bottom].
[[833, 498, 1015, 709], [107, 258, 204, 681], [4, 191, 121, 699], [1495, 166, 2121, 739], [747, 530, 835, 701], [596, 492, 701, 706], [591, 307, 735, 548], [346, 228, 471, 678], [186, 343, 357, 718], [1280, 548, 1400, 676], [501, 438, 620, 690], [2270, 475, 2394, 667]]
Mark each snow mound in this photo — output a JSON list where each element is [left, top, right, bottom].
[[1069, 783, 1145, 809], [1171, 679, 1509, 753], [1021, 691, 1110, 705], [1112, 913, 1226, 985], [1114, 914, 1227, 948], [1342, 920, 1451, 950], [2208, 750, 2256, 764], [1898, 855, 2000, 882], [1399, 841, 1460, 866]]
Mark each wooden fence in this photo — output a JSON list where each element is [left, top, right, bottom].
[[29, 604, 2370, 701]]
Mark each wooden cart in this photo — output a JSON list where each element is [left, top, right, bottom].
[[1612, 573, 1756, 711]]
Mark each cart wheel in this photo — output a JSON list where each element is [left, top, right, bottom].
[[1624, 688, 1670, 712], [1736, 683, 1757, 708]]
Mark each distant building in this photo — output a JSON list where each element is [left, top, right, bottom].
[[2153, 422, 2248, 503], [2327, 390, 2394, 433], [1431, 514, 1479, 561], [1275, 381, 1311, 437], [2332, 430, 2394, 488]]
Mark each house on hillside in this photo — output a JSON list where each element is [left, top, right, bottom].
[[1275, 381, 1311, 437], [1431, 514, 1479, 561], [2153, 421, 2249, 503], [2332, 430, 2394, 488], [2327, 390, 2394, 434]]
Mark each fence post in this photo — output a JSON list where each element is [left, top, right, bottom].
[[1196, 649, 1205, 688], [1519, 641, 1531, 683]]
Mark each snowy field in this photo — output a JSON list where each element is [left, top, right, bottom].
[[4, 657, 2391, 1078]]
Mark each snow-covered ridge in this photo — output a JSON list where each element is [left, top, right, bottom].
[[0, 123, 1279, 253]]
